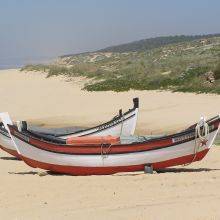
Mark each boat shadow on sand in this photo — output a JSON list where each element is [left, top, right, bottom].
[[8, 171, 73, 176], [110, 167, 220, 176], [157, 167, 220, 173], [0, 156, 20, 161], [7, 167, 220, 177]]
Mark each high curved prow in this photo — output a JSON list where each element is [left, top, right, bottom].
[[119, 109, 122, 117], [0, 112, 13, 132], [133, 97, 139, 109], [0, 112, 20, 154]]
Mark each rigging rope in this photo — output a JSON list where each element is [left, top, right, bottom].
[[101, 143, 112, 159], [185, 117, 209, 166], [193, 117, 209, 160]]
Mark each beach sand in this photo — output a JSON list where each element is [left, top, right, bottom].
[[0, 69, 220, 134], [0, 69, 220, 219]]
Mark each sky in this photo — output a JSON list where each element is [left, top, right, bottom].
[[0, 0, 220, 67]]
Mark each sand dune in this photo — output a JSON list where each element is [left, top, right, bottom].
[[0, 69, 220, 134], [0, 68, 220, 219]]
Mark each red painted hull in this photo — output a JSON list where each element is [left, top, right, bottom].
[[21, 149, 209, 175], [0, 145, 21, 159]]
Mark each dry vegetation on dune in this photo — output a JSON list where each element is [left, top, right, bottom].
[[21, 35, 220, 93]]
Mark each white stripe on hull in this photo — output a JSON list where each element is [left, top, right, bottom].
[[60, 109, 138, 138], [11, 129, 218, 168]]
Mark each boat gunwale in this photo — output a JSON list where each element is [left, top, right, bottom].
[[8, 115, 220, 155]]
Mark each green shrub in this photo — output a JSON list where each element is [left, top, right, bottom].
[[20, 36, 220, 95], [214, 61, 220, 79]]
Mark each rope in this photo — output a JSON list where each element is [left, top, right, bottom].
[[184, 117, 209, 166], [101, 143, 112, 159], [193, 117, 209, 160]]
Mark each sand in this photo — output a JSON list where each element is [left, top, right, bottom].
[[0, 69, 220, 134], [0, 69, 220, 219]]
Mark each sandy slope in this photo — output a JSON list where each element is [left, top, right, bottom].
[[0, 69, 220, 220], [0, 69, 220, 134]]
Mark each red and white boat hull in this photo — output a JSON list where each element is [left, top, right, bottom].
[[8, 116, 220, 175], [0, 98, 139, 158]]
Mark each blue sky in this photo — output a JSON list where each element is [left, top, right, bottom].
[[0, 0, 220, 63]]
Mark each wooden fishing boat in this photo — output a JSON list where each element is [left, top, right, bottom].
[[0, 98, 139, 158], [3, 114, 220, 175]]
